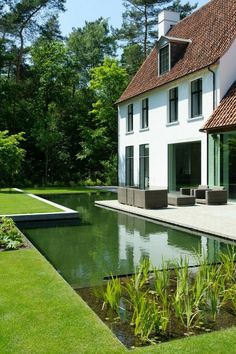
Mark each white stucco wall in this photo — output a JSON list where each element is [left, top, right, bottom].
[[118, 67, 220, 188], [219, 38, 236, 99]]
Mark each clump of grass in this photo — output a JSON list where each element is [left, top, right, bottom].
[[0, 217, 23, 250]]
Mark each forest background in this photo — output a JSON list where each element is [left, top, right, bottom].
[[0, 0, 198, 187]]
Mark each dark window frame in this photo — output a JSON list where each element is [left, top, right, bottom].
[[169, 87, 178, 123], [139, 144, 149, 189], [191, 78, 202, 118], [141, 98, 149, 129], [125, 146, 134, 186], [159, 45, 170, 75], [127, 104, 133, 132]]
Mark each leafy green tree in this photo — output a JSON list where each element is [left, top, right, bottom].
[[0, 130, 25, 187], [121, 43, 144, 79], [68, 18, 117, 86], [30, 40, 75, 184], [78, 58, 128, 183], [38, 15, 63, 41]]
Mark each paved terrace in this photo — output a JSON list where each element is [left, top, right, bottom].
[[95, 200, 236, 241]]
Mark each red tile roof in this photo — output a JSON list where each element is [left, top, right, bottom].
[[201, 81, 236, 132], [117, 0, 236, 104]]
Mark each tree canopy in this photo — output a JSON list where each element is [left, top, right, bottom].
[[0, 0, 198, 186], [0, 130, 25, 187]]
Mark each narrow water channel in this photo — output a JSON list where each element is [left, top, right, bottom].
[[20, 192, 235, 288]]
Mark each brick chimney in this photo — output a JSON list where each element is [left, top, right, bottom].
[[158, 10, 180, 39]]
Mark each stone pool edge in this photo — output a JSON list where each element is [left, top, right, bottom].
[[95, 200, 236, 242]]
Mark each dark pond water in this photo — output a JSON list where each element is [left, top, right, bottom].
[[20, 192, 235, 288]]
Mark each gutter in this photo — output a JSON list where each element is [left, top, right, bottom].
[[116, 60, 219, 105]]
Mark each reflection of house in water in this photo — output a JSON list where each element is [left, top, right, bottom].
[[118, 213, 228, 269]]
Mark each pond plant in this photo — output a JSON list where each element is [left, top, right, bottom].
[[0, 217, 24, 250], [96, 250, 236, 346]]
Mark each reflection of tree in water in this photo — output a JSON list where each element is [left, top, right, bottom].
[[24, 193, 122, 287]]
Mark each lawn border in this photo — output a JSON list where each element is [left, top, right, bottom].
[[0, 188, 79, 221]]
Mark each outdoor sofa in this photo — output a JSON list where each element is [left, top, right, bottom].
[[180, 185, 228, 205], [118, 187, 168, 209], [196, 188, 228, 205]]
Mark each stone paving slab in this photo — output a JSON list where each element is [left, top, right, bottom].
[[95, 200, 236, 241]]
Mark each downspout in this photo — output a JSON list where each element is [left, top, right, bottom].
[[208, 66, 216, 110], [206, 66, 216, 185]]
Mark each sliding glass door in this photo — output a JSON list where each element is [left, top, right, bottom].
[[168, 141, 201, 191]]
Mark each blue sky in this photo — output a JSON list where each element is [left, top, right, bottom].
[[59, 0, 209, 35]]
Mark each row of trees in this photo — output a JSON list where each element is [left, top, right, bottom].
[[0, 0, 197, 186]]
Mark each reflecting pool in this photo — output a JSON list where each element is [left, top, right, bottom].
[[20, 192, 235, 288]]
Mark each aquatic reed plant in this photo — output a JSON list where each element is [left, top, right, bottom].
[[125, 277, 143, 325], [102, 276, 122, 315], [134, 258, 151, 290], [181, 292, 201, 331], [99, 251, 236, 343], [175, 256, 190, 295], [153, 260, 170, 306], [205, 265, 226, 322], [133, 293, 159, 341], [219, 247, 236, 286], [225, 284, 236, 315]]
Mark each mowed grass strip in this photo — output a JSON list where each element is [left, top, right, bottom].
[[24, 186, 101, 195], [0, 249, 124, 354], [0, 192, 62, 214]]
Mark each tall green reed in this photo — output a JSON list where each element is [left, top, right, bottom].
[[102, 276, 122, 315]]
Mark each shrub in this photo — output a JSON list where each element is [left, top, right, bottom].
[[0, 217, 24, 250]]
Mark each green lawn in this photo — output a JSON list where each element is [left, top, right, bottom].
[[0, 191, 62, 214], [0, 249, 124, 354], [23, 186, 103, 195], [1, 248, 236, 354]]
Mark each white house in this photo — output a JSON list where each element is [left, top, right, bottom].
[[117, 0, 236, 199]]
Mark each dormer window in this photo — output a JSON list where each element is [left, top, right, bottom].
[[157, 36, 191, 77], [159, 45, 170, 75]]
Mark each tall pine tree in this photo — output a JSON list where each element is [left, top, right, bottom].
[[119, 0, 197, 59]]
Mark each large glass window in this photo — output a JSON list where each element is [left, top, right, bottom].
[[168, 141, 201, 191], [191, 78, 202, 118], [159, 45, 170, 75], [141, 98, 149, 129], [127, 104, 133, 132], [208, 132, 236, 199], [139, 144, 149, 189], [125, 146, 134, 186], [169, 87, 178, 123]]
